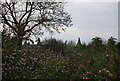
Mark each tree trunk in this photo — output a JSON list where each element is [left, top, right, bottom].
[[18, 37, 22, 50], [17, 28, 24, 50]]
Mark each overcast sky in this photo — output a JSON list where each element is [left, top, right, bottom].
[[42, 2, 118, 44], [1, 0, 118, 44]]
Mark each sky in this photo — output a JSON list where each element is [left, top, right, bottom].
[[43, 1, 118, 44], [0, 0, 119, 44]]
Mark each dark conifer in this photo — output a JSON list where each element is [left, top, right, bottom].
[[77, 37, 81, 45]]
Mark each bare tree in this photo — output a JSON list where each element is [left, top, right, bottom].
[[0, 0, 72, 49]]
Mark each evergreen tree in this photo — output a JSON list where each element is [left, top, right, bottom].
[[77, 37, 81, 45]]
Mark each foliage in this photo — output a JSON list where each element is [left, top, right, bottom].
[[42, 38, 67, 53], [108, 37, 117, 46], [92, 36, 103, 48], [2, 36, 120, 80]]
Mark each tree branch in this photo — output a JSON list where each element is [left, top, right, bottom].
[[23, 2, 34, 30], [24, 22, 41, 33], [19, 2, 29, 24], [6, 2, 18, 25], [2, 14, 17, 33], [24, 19, 51, 33]]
